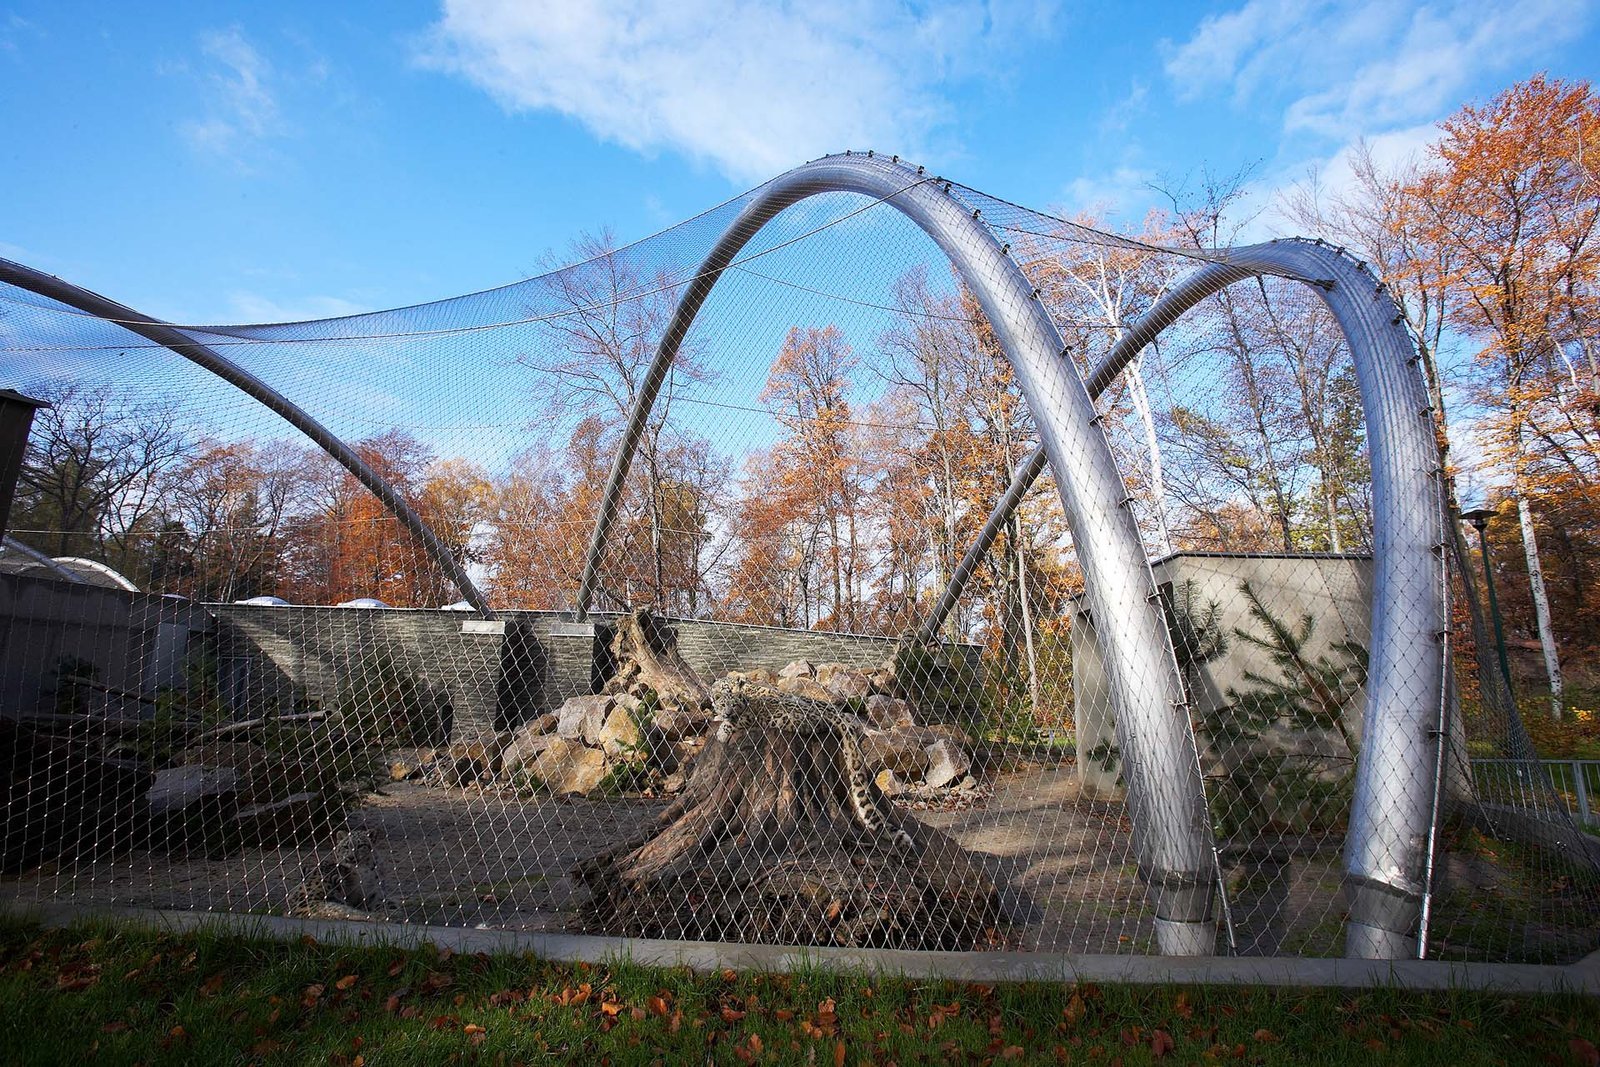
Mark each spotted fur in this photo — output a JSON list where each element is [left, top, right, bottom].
[[711, 677, 912, 852]]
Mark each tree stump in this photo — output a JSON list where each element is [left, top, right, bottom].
[[600, 608, 711, 712], [573, 680, 1014, 949]]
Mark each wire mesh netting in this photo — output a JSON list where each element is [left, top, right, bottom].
[[1, 153, 1595, 963]]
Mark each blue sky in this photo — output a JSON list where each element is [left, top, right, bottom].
[[3, 0, 1596, 328]]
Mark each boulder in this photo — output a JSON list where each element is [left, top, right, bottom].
[[556, 695, 615, 740], [531, 737, 610, 795], [864, 695, 917, 731], [777, 661, 814, 681], [859, 728, 931, 778], [521, 712, 560, 736], [148, 765, 240, 815], [649, 706, 707, 742], [823, 669, 872, 701], [501, 731, 560, 779], [445, 732, 512, 785], [588, 705, 643, 757], [232, 792, 334, 847], [147, 765, 241, 854], [776, 675, 837, 703], [922, 738, 972, 790], [867, 666, 897, 695], [1, 721, 152, 872]]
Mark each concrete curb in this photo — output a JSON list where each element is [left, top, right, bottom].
[[5, 901, 1596, 994]]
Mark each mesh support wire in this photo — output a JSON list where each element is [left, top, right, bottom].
[[0, 152, 1594, 963]]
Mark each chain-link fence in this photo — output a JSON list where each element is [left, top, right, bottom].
[[1, 153, 1595, 964]]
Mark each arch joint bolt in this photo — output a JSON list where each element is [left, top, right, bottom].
[[0, 258, 494, 618], [575, 152, 1221, 956]]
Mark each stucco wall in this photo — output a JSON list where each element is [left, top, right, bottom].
[[1070, 553, 1373, 798]]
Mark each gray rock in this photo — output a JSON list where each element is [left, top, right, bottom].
[[649, 706, 707, 742], [556, 695, 614, 740], [859, 728, 931, 778], [823, 669, 872, 701], [874, 768, 906, 798], [922, 738, 972, 790], [864, 695, 917, 730], [148, 765, 239, 815], [777, 661, 814, 681], [531, 737, 609, 795], [232, 792, 331, 847]]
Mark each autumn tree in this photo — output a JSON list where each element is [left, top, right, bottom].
[[519, 231, 723, 613], [1404, 75, 1600, 716], [12, 382, 191, 583]]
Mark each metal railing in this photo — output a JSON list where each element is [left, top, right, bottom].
[[1472, 758, 1600, 828]]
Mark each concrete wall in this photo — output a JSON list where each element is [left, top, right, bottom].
[[0, 571, 961, 743], [0, 572, 214, 719], [1071, 553, 1373, 798], [207, 606, 920, 741]]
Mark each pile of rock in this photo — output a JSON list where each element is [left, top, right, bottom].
[[398, 658, 977, 801], [403, 690, 680, 796]]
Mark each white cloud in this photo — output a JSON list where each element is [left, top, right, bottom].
[[1163, 0, 1591, 140], [179, 27, 284, 161], [1059, 165, 1159, 223], [418, 0, 1058, 183], [224, 291, 370, 325]]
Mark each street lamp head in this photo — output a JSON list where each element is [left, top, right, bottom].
[[1459, 507, 1495, 531]]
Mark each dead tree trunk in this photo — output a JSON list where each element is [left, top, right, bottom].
[[600, 608, 711, 711], [574, 681, 1014, 949]]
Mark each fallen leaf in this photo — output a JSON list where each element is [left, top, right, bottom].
[[1253, 1029, 1278, 1045], [833, 1039, 847, 1067], [336, 974, 359, 991], [199, 972, 226, 997], [601, 1000, 624, 1017], [750, 1034, 764, 1054], [387, 960, 405, 978], [464, 1024, 485, 1035], [1063, 994, 1086, 1026], [100, 1022, 129, 1034], [1151, 1029, 1175, 1058], [721, 1006, 747, 1023], [1571, 1038, 1599, 1067], [775, 1009, 794, 1022]]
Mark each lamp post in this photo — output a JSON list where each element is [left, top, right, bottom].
[[1460, 507, 1516, 706]]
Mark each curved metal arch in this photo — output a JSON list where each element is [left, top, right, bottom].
[[924, 248, 1447, 959], [0, 258, 494, 617], [575, 152, 1219, 955]]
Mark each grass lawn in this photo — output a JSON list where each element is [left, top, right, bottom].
[[0, 918, 1595, 1065]]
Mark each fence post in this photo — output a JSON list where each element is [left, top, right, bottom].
[[1573, 761, 1592, 827]]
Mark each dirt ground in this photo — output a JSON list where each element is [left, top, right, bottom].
[[11, 761, 1566, 959]]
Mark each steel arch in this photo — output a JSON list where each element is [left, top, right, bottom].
[[0, 257, 494, 617], [574, 152, 1220, 955], [918, 248, 1448, 959]]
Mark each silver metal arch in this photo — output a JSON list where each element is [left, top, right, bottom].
[[0, 258, 495, 617], [920, 249, 1448, 959], [575, 152, 1220, 955]]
